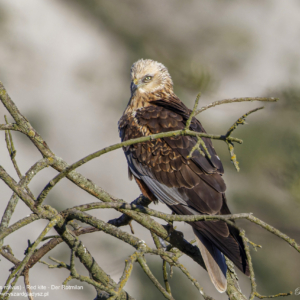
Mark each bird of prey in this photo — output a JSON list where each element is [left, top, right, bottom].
[[118, 59, 249, 292]]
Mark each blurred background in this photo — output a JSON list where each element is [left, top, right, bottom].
[[1, 0, 300, 299]]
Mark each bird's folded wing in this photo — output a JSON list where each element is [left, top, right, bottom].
[[152, 98, 224, 174], [122, 104, 226, 215], [120, 103, 249, 276]]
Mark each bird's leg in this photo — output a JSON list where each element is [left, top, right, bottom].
[[162, 212, 176, 238]]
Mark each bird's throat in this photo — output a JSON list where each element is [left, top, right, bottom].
[[125, 93, 150, 114]]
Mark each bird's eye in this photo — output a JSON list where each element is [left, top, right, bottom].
[[143, 76, 153, 82]]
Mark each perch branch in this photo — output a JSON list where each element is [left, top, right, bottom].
[[73, 202, 300, 254]]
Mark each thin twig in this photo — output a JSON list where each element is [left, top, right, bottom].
[[0, 214, 40, 241], [4, 115, 35, 199], [49, 256, 70, 269], [0, 166, 43, 214], [226, 141, 240, 172], [39, 260, 65, 269], [62, 275, 73, 286], [162, 260, 172, 295], [224, 106, 264, 172], [137, 255, 175, 300], [46, 252, 118, 297], [188, 135, 211, 159], [69, 240, 80, 278], [0, 158, 56, 232], [1, 215, 62, 299], [225, 106, 264, 138], [49, 225, 121, 296], [151, 231, 173, 294], [239, 228, 291, 300], [244, 237, 262, 252], [0, 247, 20, 266], [195, 97, 278, 115], [174, 262, 213, 300], [254, 292, 293, 299], [188, 135, 205, 158], [0, 123, 20, 131], [151, 231, 210, 300], [29, 226, 98, 270], [185, 92, 201, 130], [111, 253, 137, 300], [24, 269, 34, 300], [239, 230, 257, 300], [0, 140, 51, 249]]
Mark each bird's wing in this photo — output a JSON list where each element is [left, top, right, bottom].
[[152, 98, 224, 174], [120, 103, 226, 215]]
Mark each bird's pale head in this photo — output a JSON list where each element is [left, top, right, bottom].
[[130, 59, 173, 96]]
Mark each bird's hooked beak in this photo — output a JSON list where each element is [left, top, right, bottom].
[[131, 78, 139, 94]]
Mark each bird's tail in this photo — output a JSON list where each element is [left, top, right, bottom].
[[193, 228, 227, 293], [167, 201, 249, 292]]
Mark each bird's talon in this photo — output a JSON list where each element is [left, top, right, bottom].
[[163, 222, 175, 238]]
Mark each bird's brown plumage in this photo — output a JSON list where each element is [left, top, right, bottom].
[[118, 59, 249, 292]]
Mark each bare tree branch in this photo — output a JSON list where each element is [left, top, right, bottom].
[[65, 202, 300, 254], [0, 158, 54, 247], [1, 80, 296, 300], [195, 97, 278, 115], [24, 269, 34, 300]]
